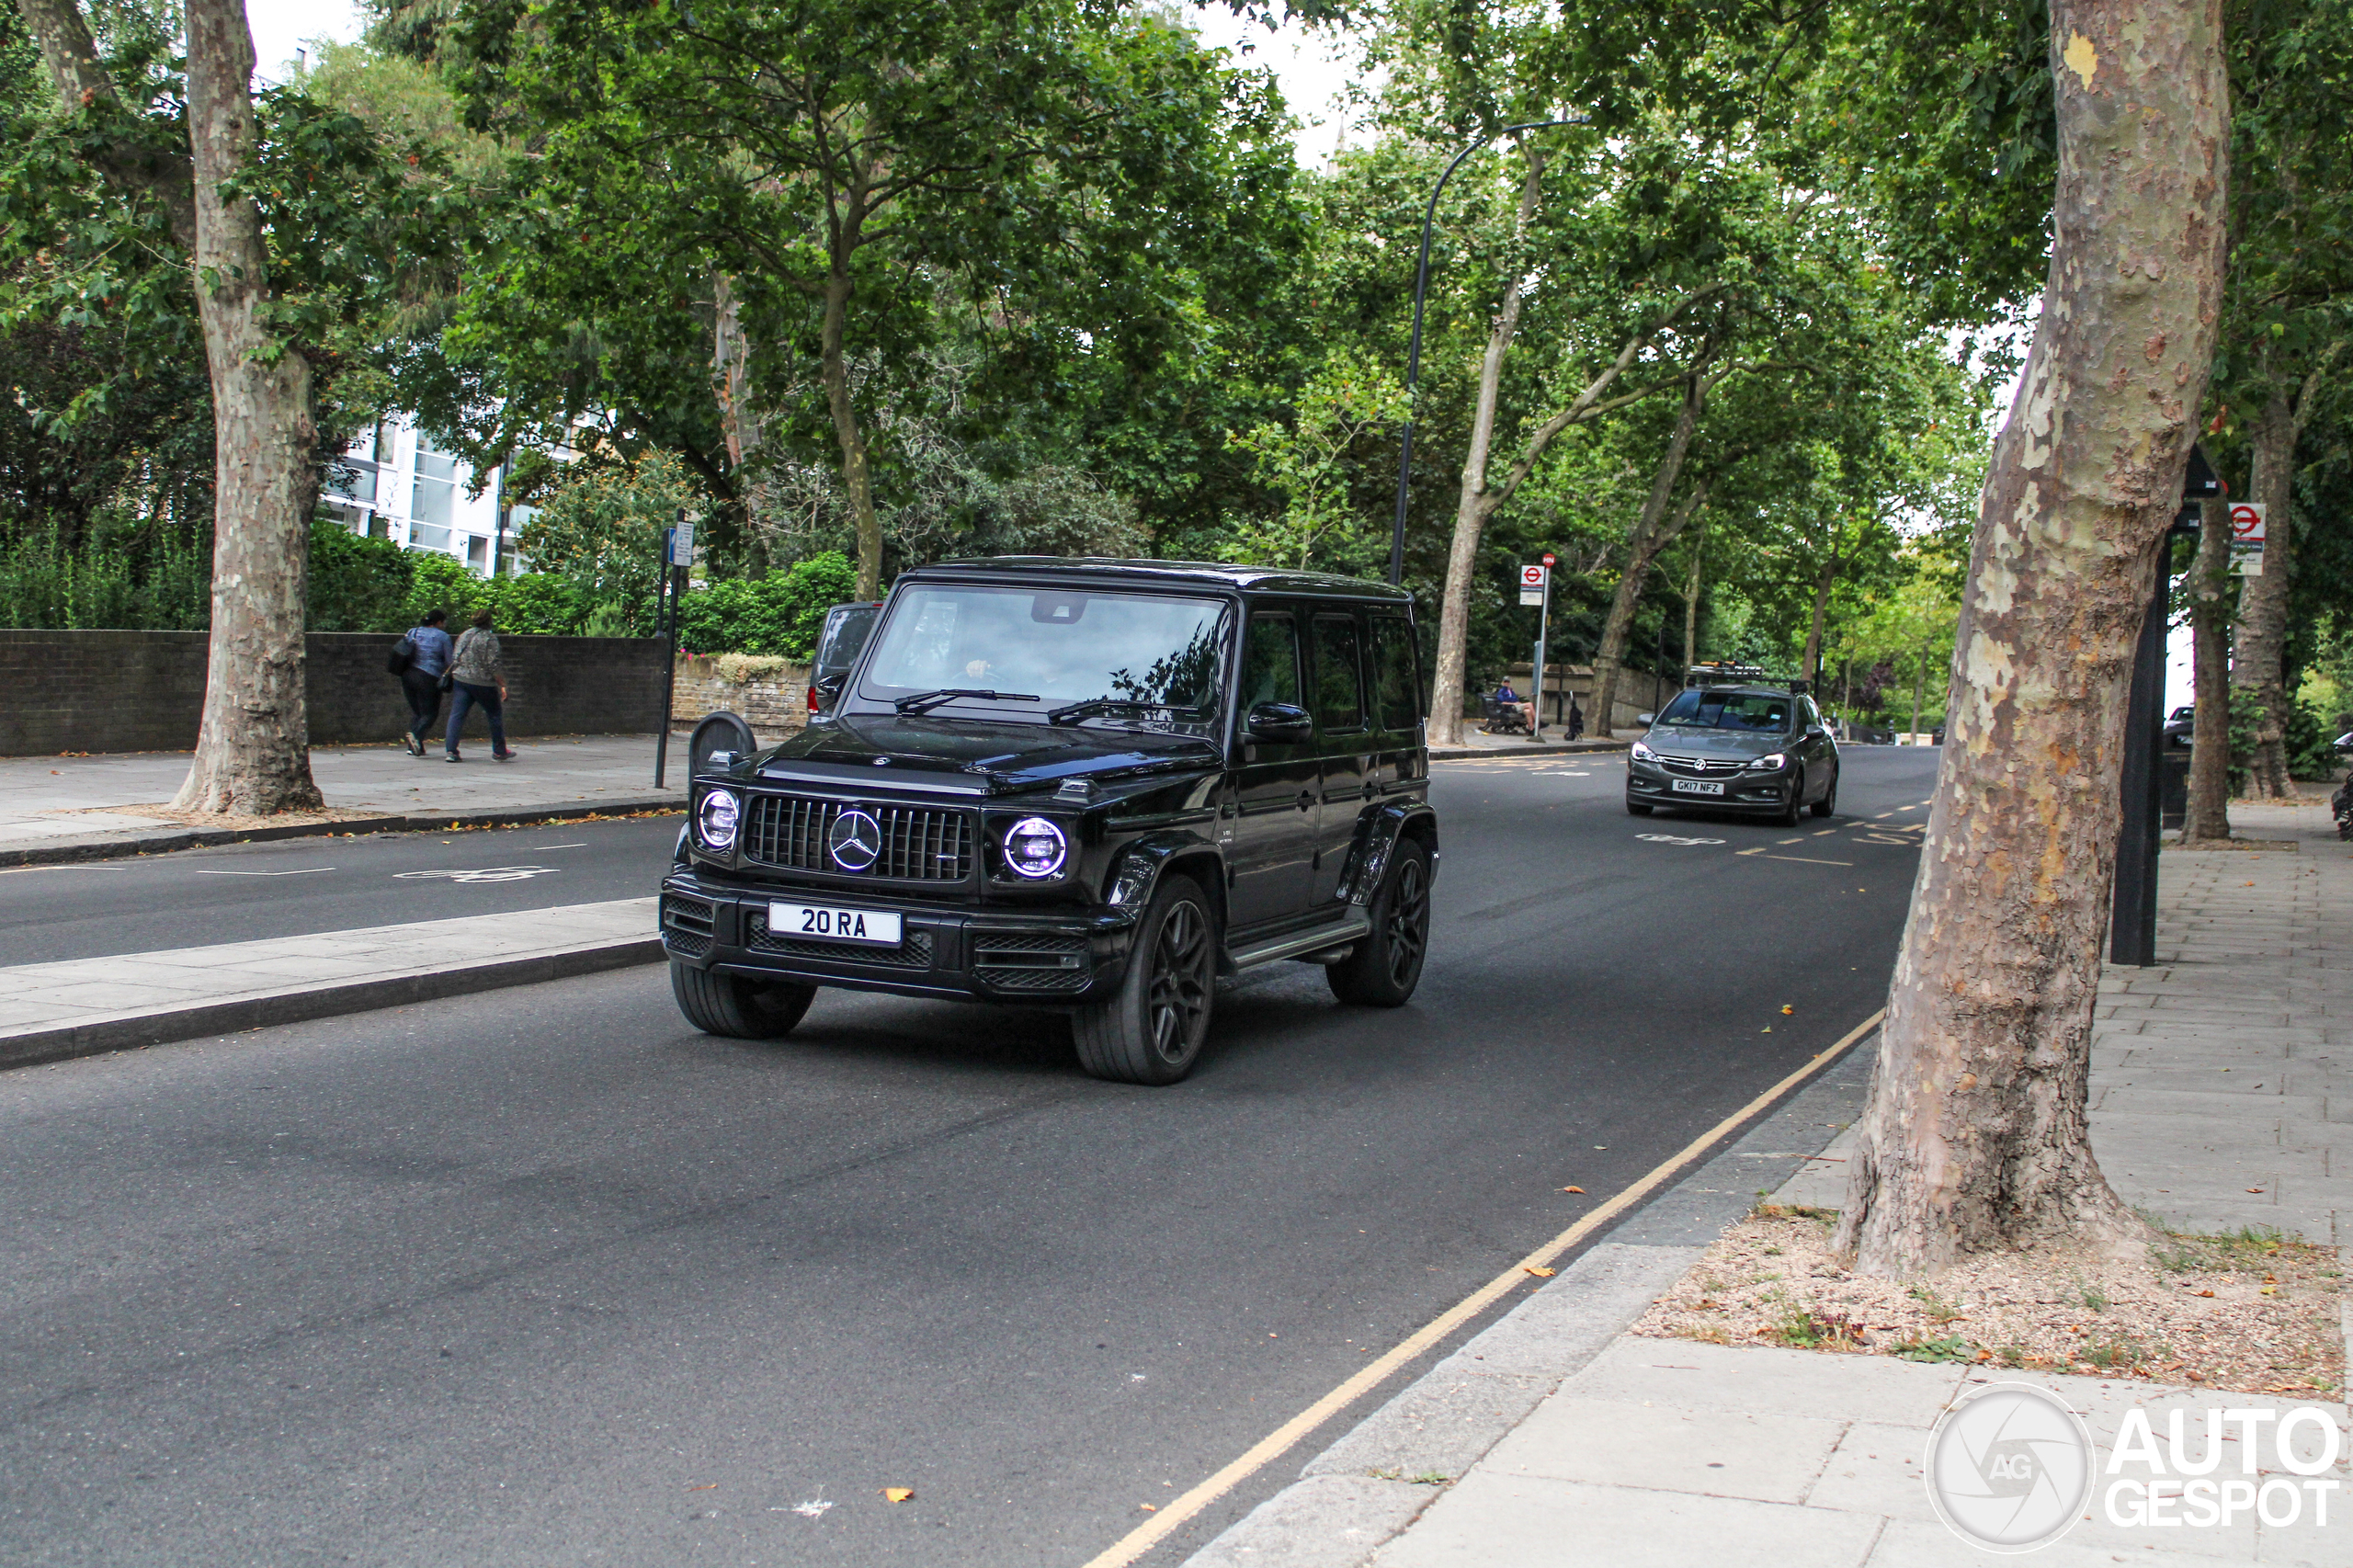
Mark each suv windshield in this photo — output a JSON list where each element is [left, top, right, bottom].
[[854, 585, 1230, 730], [1655, 689, 1793, 733]]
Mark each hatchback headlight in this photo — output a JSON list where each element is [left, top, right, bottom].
[[1748, 752, 1789, 771], [1004, 816, 1068, 880], [697, 789, 741, 850], [1630, 740, 1657, 762]]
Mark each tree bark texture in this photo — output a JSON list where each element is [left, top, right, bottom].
[[1801, 540, 1842, 688], [1590, 381, 1710, 738], [820, 271, 883, 602], [1836, 0, 2228, 1277], [711, 272, 770, 576], [2185, 494, 2234, 840], [1682, 520, 1705, 673], [2228, 392, 2294, 797], [1427, 154, 1544, 747], [167, 0, 324, 814]]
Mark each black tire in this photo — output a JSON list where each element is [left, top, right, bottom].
[[1811, 767, 1838, 819], [671, 960, 816, 1040], [1778, 769, 1806, 828], [1626, 798, 1654, 816], [1074, 876, 1216, 1085], [1328, 838, 1432, 1006]]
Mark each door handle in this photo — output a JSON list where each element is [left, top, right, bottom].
[[1296, 791, 1314, 812]]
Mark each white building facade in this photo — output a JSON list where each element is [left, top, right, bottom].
[[322, 415, 529, 576]]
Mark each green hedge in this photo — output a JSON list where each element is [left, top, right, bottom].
[[674, 552, 858, 660]]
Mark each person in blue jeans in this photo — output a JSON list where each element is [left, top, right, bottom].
[[445, 608, 517, 762], [396, 608, 453, 756]]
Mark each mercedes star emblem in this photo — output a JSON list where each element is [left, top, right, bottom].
[[827, 809, 883, 872]]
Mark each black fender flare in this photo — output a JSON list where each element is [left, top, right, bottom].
[[1103, 830, 1228, 936], [1340, 801, 1438, 906]]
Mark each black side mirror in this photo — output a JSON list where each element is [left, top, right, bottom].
[[1246, 702, 1314, 744]]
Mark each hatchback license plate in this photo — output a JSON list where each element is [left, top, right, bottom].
[[1670, 778, 1727, 797], [772, 902, 904, 946]]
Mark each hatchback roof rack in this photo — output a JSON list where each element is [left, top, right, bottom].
[[1683, 663, 1812, 695]]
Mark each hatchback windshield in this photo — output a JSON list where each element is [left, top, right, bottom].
[[1655, 688, 1792, 733], [855, 585, 1229, 729]]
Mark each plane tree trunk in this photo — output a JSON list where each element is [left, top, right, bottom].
[[2184, 495, 2234, 841], [18, 0, 323, 813], [1590, 381, 1711, 737], [1835, 0, 2228, 1277]]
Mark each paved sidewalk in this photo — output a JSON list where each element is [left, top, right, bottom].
[[1191, 791, 2353, 1567], [1426, 733, 1629, 761], [0, 897, 661, 1070], [0, 734, 683, 864]]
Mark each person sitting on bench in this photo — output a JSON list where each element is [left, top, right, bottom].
[[1494, 679, 1533, 733]]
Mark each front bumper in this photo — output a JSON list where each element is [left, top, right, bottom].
[[1626, 759, 1796, 813], [658, 869, 1142, 1004]]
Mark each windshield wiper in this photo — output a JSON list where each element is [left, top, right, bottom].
[[892, 687, 1040, 715], [1047, 698, 1211, 726]]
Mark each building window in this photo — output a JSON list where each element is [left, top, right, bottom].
[[412, 445, 459, 530]]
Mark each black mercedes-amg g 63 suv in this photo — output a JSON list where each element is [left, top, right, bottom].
[[660, 558, 1437, 1085]]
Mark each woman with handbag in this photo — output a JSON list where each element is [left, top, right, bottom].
[[390, 608, 452, 757], [444, 608, 517, 763]]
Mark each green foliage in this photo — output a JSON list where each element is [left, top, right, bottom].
[[2227, 685, 2269, 797], [0, 515, 210, 630], [512, 452, 688, 636], [675, 553, 859, 659], [307, 520, 417, 631]]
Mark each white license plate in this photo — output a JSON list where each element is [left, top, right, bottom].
[[772, 902, 904, 946], [1670, 778, 1727, 797]]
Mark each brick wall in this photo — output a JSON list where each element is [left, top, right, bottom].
[[669, 654, 812, 741], [0, 630, 668, 756]]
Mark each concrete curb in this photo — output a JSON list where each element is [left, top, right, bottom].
[[0, 796, 685, 869], [0, 935, 667, 1072], [1179, 1037, 1877, 1568]]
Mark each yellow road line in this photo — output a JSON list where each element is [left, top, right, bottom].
[[1076, 1007, 1889, 1568]]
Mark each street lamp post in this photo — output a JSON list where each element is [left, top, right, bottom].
[[1386, 117, 1587, 586]]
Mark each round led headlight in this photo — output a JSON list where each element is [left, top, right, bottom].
[[1004, 815, 1068, 880], [697, 789, 741, 851]]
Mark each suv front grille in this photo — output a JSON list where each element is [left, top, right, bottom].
[[973, 932, 1090, 993], [741, 793, 972, 881]]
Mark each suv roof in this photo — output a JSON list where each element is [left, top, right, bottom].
[[901, 556, 1415, 604]]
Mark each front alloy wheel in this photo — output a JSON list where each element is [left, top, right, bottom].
[[1074, 876, 1216, 1085]]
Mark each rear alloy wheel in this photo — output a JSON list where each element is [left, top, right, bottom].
[[1074, 876, 1216, 1085], [1328, 839, 1432, 1006], [671, 960, 816, 1039], [1811, 767, 1838, 819]]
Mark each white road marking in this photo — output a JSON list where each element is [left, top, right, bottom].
[[194, 868, 335, 877], [1635, 834, 1726, 846], [392, 866, 559, 884]]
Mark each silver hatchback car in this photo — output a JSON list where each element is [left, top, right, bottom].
[[1624, 683, 1840, 827]]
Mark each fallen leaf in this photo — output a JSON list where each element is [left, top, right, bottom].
[[1562, 1186, 1586, 1194], [1139, 1503, 1158, 1512], [2247, 1187, 2265, 1194], [1780, 1005, 1794, 1016], [687, 1484, 717, 1492], [1524, 1266, 1556, 1278], [882, 1487, 914, 1504], [2197, 1289, 2216, 1298]]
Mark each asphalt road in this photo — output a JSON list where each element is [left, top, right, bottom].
[[0, 816, 687, 968], [0, 746, 1939, 1567]]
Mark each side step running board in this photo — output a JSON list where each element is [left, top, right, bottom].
[[1227, 911, 1372, 971]]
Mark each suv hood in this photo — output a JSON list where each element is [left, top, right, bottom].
[[1643, 727, 1796, 760], [740, 713, 1222, 797]]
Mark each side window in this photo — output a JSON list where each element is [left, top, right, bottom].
[[1309, 615, 1366, 732], [1369, 617, 1420, 733], [1801, 697, 1821, 731], [1240, 614, 1302, 712]]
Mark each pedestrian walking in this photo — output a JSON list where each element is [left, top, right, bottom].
[[389, 608, 454, 757], [1567, 696, 1585, 740], [445, 608, 517, 763]]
